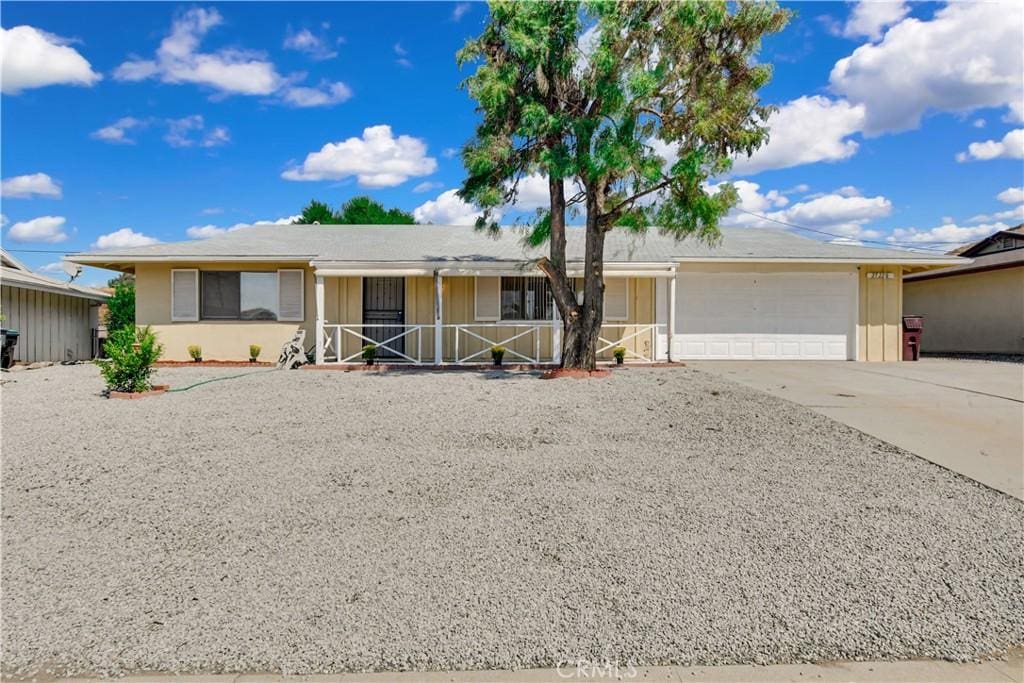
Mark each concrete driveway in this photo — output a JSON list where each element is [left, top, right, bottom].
[[691, 359, 1024, 500]]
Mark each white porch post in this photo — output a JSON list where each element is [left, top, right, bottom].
[[667, 272, 677, 363], [433, 270, 443, 365], [552, 304, 562, 365], [314, 274, 325, 365]]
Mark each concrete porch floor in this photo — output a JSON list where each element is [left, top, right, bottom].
[[690, 359, 1024, 500]]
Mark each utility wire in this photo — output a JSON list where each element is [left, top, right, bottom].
[[735, 209, 957, 253]]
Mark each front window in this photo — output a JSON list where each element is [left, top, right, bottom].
[[500, 276, 557, 320], [201, 271, 279, 320]]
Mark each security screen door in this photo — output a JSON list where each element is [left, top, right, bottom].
[[362, 277, 405, 358]]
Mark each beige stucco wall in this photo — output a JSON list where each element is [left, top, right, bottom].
[[904, 266, 1024, 354], [135, 262, 314, 361], [858, 264, 903, 362]]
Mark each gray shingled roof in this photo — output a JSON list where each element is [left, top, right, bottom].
[[69, 224, 963, 266]]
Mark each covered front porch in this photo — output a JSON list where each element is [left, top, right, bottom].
[[312, 266, 676, 366]]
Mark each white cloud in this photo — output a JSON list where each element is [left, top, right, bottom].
[[830, 2, 1024, 135], [967, 205, 1024, 224], [956, 128, 1024, 162], [507, 174, 553, 210], [997, 187, 1024, 204], [713, 181, 891, 240], [842, 1, 909, 41], [163, 115, 230, 148], [452, 3, 472, 21], [412, 181, 444, 193], [0, 214, 7, 228], [731, 96, 866, 175], [280, 81, 352, 108], [1, 173, 62, 199], [37, 261, 68, 274], [394, 43, 412, 68], [93, 228, 160, 250], [185, 215, 299, 239], [282, 125, 437, 187], [114, 7, 283, 96], [91, 117, 147, 144], [200, 207, 224, 215], [6, 216, 69, 243], [413, 189, 497, 225], [441, 147, 459, 159], [0, 25, 101, 94], [283, 27, 337, 61], [888, 221, 1009, 247], [973, 118, 986, 128]]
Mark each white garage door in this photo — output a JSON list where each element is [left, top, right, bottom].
[[672, 271, 857, 360]]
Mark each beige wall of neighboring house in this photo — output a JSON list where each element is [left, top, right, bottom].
[[135, 262, 316, 362], [904, 266, 1024, 354]]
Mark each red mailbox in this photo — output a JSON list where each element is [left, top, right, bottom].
[[902, 315, 923, 361]]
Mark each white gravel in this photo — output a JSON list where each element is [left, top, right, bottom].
[[2, 364, 1022, 677]]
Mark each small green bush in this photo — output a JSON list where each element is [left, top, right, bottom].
[[249, 344, 261, 360], [612, 345, 627, 361], [361, 344, 377, 360], [99, 326, 163, 393], [491, 345, 506, 363], [104, 280, 136, 335], [187, 345, 202, 361]]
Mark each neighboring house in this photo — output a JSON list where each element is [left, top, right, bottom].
[[69, 224, 963, 364], [903, 225, 1024, 354], [0, 248, 109, 364]]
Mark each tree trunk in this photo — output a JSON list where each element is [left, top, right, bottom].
[[560, 201, 606, 371]]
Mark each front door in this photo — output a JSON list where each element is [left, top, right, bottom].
[[363, 277, 405, 358]]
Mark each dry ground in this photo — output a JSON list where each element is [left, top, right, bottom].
[[2, 364, 1022, 677]]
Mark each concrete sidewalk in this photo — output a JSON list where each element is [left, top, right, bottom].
[[34, 654, 1024, 683], [690, 359, 1023, 499]]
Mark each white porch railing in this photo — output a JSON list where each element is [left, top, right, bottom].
[[321, 324, 429, 365], [443, 323, 551, 365], [598, 324, 665, 363], [316, 322, 665, 365]]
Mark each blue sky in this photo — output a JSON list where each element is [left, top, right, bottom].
[[1, 1, 1022, 285]]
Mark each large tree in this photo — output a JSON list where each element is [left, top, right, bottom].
[[294, 197, 416, 225], [458, 0, 789, 369]]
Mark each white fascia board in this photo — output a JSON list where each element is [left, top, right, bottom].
[[673, 256, 969, 266], [313, 261, 677, 278], [67, 255, 315, 266]]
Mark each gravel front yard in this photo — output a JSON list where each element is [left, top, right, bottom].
[[2, 364, 1022, 677]]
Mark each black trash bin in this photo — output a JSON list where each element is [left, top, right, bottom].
[[1, 328, 20, 369], [902, 315, 923, 361]]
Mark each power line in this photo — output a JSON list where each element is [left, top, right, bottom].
[[735, 209, 956, 253], [0, 248, 76, 254]]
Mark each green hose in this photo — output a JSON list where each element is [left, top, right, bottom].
[[165, 367, 281, 392]]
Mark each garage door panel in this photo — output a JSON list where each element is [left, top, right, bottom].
[[675, 271, 856, 360]]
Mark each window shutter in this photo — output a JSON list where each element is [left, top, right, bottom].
[[604, 277, 629, 321], [171, 269, 199, 321], [278, 269, 304, 321], [475, 277, 500, 321]]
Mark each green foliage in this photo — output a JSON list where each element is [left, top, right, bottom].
[[490, 345, 507, 362], [294, 197, 416, 225], [249, 344, 261, 360], [104, 280, 136, 335], [187, 345, 202, 361], [294, 200, 339, 225], [458, 0, 789, 239], [99, 326, 163, 393], [612, 345, 627, 361], [106, 272, 135, 288], [336, 196, 415, 224], [361, 343, 377, 360]]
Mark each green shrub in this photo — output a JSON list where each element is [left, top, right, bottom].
[[249, 344, 261, 360], [99, 326, 163, 393], [104, 280, 136, 335], [491, 345, 506, 363], [187, 345, 202, 361], [612, 345, 627, 361], [361, 344, 377, 360]]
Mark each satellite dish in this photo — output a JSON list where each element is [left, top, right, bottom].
[[60, 261, 82, 282]]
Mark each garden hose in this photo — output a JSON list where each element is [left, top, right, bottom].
[[165, 367, 282, 393]]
